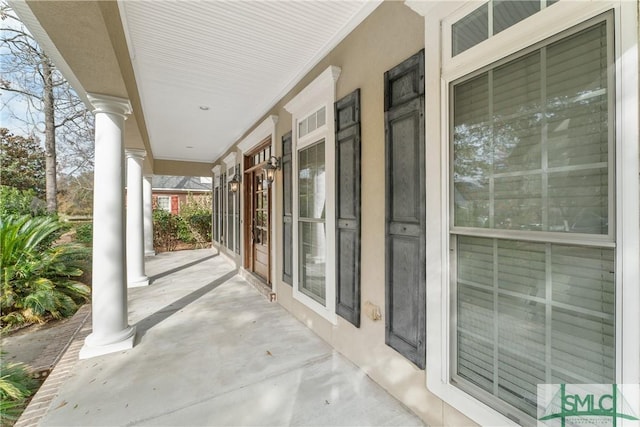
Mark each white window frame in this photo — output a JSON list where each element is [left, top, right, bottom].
[[406, 0, 640, 425], [284, 65, 341, 324], [156, 195, 171, 213]]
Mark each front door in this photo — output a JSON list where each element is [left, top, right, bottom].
[[244, 141, 272, 285]]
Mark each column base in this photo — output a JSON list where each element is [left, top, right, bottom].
[[79, 326, 136, 359], [128, 276, 149, 288], [145, 250, 156, 256]]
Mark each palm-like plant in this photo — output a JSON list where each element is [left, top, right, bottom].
[[0, 352, 37, 426], [0, 215, 90, 329]]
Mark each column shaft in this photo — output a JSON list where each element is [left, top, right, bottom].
[[143, 175, 155, 256], [126, 150, 149, 287], [80, 94, 135, 359]]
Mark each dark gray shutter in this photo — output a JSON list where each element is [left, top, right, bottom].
[[335, 89, 362, 328], [282, 131, 293, 285], [384, 50, 426, 369]]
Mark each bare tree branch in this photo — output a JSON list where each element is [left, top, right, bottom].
[[1, 5, 94, 213]]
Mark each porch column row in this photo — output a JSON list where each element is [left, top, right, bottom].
[[80, 94, 154, 359]]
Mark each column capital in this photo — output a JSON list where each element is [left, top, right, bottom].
[[88, 93, 132, 118], [125, 148, 147, 160]]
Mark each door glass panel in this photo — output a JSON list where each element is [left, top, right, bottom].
[[252, 171, 268, 248]]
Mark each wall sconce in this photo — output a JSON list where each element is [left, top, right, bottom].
[[264, 156, 281, 187], [229, 172, 241, 193]]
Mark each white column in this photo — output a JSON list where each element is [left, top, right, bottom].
[[143, 175, 155, 256], [80, 94, 136, 359], [126, 149, 149, 287]]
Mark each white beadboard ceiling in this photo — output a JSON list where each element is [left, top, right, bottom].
[[118, 0, 381, 164]]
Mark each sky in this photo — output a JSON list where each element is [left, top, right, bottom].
[[0, 6, 46, 141]]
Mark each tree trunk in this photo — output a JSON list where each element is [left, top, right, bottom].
[[42, 58, 57, 213]]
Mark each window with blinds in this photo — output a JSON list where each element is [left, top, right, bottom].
[[451, 16, 614, 423], [298, 140, 326, 305]]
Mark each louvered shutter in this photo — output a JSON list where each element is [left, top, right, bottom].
[[335, 89, 361, 327], [384, 50, 426, 369]]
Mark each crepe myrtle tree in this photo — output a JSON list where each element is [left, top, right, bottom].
[[0, 5, 94, 214]]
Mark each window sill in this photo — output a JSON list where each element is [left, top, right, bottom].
[[292, 288, 337, 325]]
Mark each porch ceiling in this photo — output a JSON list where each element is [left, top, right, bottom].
[[118, 0, 381, 164]]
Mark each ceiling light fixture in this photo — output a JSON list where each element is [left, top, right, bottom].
[[199, 106, 210, 111]]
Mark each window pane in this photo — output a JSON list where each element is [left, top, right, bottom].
[[493, 52, 541, 174], [493, 0, 540, 35], [317, 106, 326, 127], [308, 113, 317, 133], [299, 221, 326, 305], [453, 21, 610, 235], [453, 74, 491, 228], [456, 236, 615, 419], [452, 3, 488, 56], [157, 196, 170, 212], [494, 174, 542, 230], [548, 168, 608, 234], [298, 141, 325, 220], [299, 119, 307, 138]]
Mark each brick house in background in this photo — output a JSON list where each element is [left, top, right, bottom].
[[151, 175, 211, 215]]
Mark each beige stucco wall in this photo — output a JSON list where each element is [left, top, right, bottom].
[[153, 159, 214, 178], [216, 2, 476, 426]]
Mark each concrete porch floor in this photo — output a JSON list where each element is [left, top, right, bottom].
[[35, 249, 424, 426]]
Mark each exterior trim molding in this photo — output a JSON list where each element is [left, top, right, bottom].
[[284, 66, 341, 116], [223, 152, 237, 169], [237, 115, 279, 153]]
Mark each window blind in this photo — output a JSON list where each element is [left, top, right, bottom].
[[457, 237, 615, 417], [298, 141, 326, 304], [452, 18, 614, 423], [453, 22, 609, 234]]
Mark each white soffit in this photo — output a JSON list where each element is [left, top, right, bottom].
[[119, 0, 382, 164]]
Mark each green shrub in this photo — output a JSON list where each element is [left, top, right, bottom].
[[153, 209, 179, 252], [176, 215, 195, 243], [183, 213, 212, 242], [74, 222, 93, 245], [0, 215, 91, 330], [0, 352, 38, 426], [179, 193, 212, 245], [0, 186, 46, 218], [152, 193, 212, 252]]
